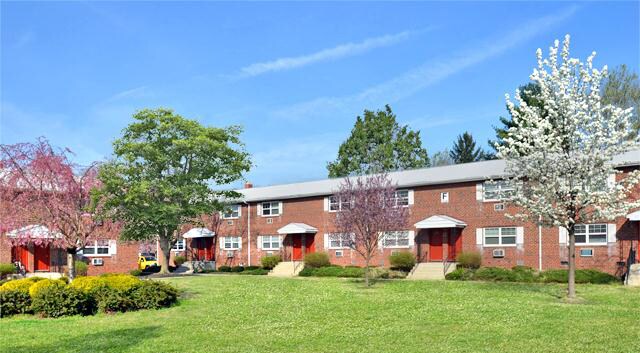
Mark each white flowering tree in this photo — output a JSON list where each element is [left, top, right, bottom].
[[497, 35, 640, 299]]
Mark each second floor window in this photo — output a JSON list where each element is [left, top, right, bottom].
[[575, 224, 607, 244], [483, 180, 515, 201], [382, 231, 410, 248], [222, 205, 240, 219], [261, 201, 280, 216], [222, 237, 241, 250], [392, 190, 409, 207], [329, 196, 351, 212]]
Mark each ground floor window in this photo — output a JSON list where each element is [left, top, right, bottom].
[[82, 240, 110, 256], [261, 235, 280, 250], [483, 227, 516, 246], [382, 231, 410, 248], [575, 224, 607, 245], [172, 239, 185, 251], [328, 233, 353, 249]]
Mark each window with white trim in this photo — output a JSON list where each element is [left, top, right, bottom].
[[261, 235, 280, 250], [222, 236, 241, 250], [575, 224, 607, 245], [483, 180, 515, 201], [327, 233, 353, 249], [82, 240, 110, 256], [172, 239, 185, 251], [382, 231, 410, 248], [392, 190, 409, 207], [483, 227, 516, 246], [329, 196, 351, 212], [261, 201, 280, 216], [222, 205, 240, 219]]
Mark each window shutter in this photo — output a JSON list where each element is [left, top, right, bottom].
[[323, 197, 329, 212], [408, 230, 415, 247], [220, 237, 226, 249], [408, 190, 414, 205], [516, 227, 524, 245], [237, 205, 242, 217], [558, 227, 567, 245], [476, 183, 483, 201], [607, 173, 616, 189], [607, 224, 617, 243], [324, 234, 329, 249], [475, 228, 483, 245], [257, 203, 262, 216], [378, 232, 385, 249], [238, 237, 242, 250], [278, 201, 284, 215], [109, 240, 117, 255], [257, 236, 263, 250], [278, 235, 283, 248]]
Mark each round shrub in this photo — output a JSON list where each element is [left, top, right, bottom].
[[130, 281, 178, 310], [0, 263, 16, 279], [456, 251, 482, 269], [75, 261, 89, 277], [445, 268, 475, 281], [0, 277, 43, 293], [31, 285, 96, 318], [29, 279, 66, 297], [304, 252, 331, 268], [174, 255, 187, 267], [218, 265, 232, 272], [0, 289, 32, 317], [389, 251, 416, 272], [260, 255, 281, 270], [95, 288, 135, 313]]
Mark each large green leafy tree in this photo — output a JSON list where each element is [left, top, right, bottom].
[[449, 131, 486, 164], [327, 105, 429, 177], [98, 109, 251, 273], [602, 64, 640, 140]]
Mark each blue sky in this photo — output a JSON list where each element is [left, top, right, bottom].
[[2, 1, 638, 187]]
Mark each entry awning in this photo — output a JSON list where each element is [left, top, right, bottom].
[[182, 228, 215, 239], [628, 210, 640, 221], [414, 215, 467, 229], [7, 225, 61, 239], [277, 223, 318, 234]]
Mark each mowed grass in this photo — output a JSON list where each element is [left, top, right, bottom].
[[2, 276, 639, 353]]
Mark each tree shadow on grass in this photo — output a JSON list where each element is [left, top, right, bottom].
[[5, 325, 162, 353]]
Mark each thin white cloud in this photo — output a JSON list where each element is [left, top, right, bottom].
[[104, 86, 152, 103], [237, 30, 421, 78], [273, 6, 579, 121]]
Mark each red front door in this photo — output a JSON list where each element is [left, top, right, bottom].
[[194, 238, 214, 261], [304, 234, 315, 255], [12, 245, 30, 272], [292, 235, 303, 261], [448, 231, 462, 260], [34, 244, 50, 271], [429, 231, 443, 262]]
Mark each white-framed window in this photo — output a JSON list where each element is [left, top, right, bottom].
[[392, 190, 410, 207], [222, 205, 240, 219], [172, 239, 185, 252], [82, 240, 111, 256], [261, 235, 281, 250], [327, 233, 353, 249], [483, 227, 517, 246], [222, 236, 241, 250], [483, 180, 515, 201], [261, 201, 281, 216], [335, 250, 344, 257], [575, 224, 607, 245], [382, 231, 410, 248], [440, 192, 449, 203], [329, 196, 351, 212]]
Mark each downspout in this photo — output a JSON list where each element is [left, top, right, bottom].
[[538, 215, 543, 272], [244, 201, 251, 266]]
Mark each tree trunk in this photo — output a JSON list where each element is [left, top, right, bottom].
[[66, 250, 76, 282], [158, 236, 172, 274], [364, 257, 371, 287], [567, 226, 576, 299]]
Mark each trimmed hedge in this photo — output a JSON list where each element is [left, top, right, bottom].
[[31, 285, 96, 318], [389, 252, 416, 272], [299, 265, 405, 279], [218, 266, 232, 272], [261, 255, 281, 270], [304, 252, 331, 268], [445, 266, 619, 284], [0, 289, 32, 317], [238, 268, 269, 275]]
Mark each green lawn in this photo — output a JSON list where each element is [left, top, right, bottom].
[[2, 275, 639, 353]]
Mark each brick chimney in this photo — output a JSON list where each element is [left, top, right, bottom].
[[244, 182, 253, 189]]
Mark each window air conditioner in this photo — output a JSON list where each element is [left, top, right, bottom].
[[226, 251, 235, 258], [492, 249, 505, 258], [91, 258, 104, 266]]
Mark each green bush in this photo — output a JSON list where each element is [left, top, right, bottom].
[[540, 269, 618, 284], [389, 251, 416, 272], [474, 267, 517, 282], [238, 268, 269, 275], [174, 255, 187, 267], [31, 285, 96, 318], [261, 255, 281, 270], [218, 266, 232, 272], [511, 266, 537, 282], [100, 274, 142, 291], [130, 281, 178, 310], [69, 276, 107, 294], [0, 263, 16, 279], [304, 252, 331, 268], [29, 279, 66, 297], [445, 268, 475, 281], [130, 269, 143, 276], [230, 266, 244, 272], [95, 288, 135, 313], [299, 265, 365, 278], [456, 251, 482, 269], [0, 289, 32, 317], [75, 261, 88, 277], [245, 266, 261, 271]]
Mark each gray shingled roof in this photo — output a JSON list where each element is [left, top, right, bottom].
[[238, 149, 640, 202]]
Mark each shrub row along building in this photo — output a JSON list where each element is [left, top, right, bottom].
[[2, 151, 639, 278]]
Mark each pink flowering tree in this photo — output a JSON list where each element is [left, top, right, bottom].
[[332, 173, 409, 286], [0, 138, 116, 280]]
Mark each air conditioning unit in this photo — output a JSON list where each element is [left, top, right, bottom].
[[266, 218, 273, 224], [494, 203, 505, 211], [492, 249, 505, 258], [227, 220, 233, 225], [91, 258, 104, 266], [335, 250, 343, 257], [226, 251, 235, 258]]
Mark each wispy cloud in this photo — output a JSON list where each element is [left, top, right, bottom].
[[236, 29, 423, 78], [273, 6, 579, 121], [104, 86, 152, 103]]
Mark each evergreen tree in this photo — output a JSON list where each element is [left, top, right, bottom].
[[449, 132, 485, 164], [327, 105, 429, 177]]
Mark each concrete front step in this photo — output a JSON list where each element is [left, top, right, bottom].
[[407, 262, 456, 280], [268, 261, 304, 277]]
